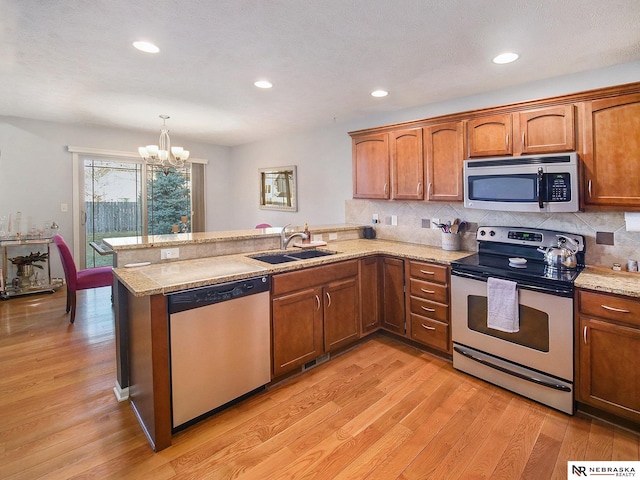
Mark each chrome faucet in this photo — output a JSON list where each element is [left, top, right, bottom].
[[280, 224, 308, 249]]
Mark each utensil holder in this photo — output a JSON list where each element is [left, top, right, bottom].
[[441, 232, 460, 251]]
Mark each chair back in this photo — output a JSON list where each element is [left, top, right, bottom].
[[255, 223, 272, 228], [52, 234, 78, 291]]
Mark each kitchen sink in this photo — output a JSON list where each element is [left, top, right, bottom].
[[249, 249, 336, 264]]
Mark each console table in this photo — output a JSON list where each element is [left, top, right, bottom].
[[0, 236, 56, 299]]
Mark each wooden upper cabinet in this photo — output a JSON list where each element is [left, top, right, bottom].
[[466, 114, 512, 157], [581, 93, 640, 209], [517, 105, 575, 154], [424, 121, 464, 202], [390, 128, 424, 200], [466, 106, 575, 158], [352, 133, 390, 199]]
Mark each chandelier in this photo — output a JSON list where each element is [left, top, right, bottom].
[[138, 115, 190, 174]]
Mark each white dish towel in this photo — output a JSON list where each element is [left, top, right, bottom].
[[486, 277, 520, 333]]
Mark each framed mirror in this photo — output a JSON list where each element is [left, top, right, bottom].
[[259, 166, 297, 211]]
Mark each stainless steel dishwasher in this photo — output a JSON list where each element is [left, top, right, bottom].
[[167, 275, 271, 429]]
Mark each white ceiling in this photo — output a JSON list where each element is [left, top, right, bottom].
[[1, 0, 639, 146]]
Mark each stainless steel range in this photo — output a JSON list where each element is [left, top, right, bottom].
[[451, 226, 585, 414]]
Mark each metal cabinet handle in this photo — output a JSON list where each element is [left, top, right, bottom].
[[601, 304, 630, 313], [421, 306, 435, 312], [417, 182, 422, 196], [419, 269, 435, 275], [583, 325, 588, 345], [421, 323, 436, 331], [325, 291, 331, 307], [420, 288, 435, 294], [506, 134, 509, 149], [427, 182, 432, 198], [315, 294, 320, 310], [383, 183, 388, 195], [588, 180, 592, 198]]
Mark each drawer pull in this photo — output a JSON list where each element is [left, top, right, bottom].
[[421, 306, 436, 312], [421, 323, 436, 331], [419, 269, 435, 275], [601, 304, 630, 313], [420, 288, 435, 294]]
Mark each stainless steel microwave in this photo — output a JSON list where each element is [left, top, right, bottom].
[[463, 153, 580, 213]]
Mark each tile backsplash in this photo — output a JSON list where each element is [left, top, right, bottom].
[[345, 199, 640, 268]]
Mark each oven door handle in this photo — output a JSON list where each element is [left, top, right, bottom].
[[453, 345, 571, 392], [451, 270, 573, 296]]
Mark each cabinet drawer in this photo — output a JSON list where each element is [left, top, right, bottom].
[[272, 260, 358, 296], [409, 278, 448, 304], [409, 296, 448, 323], [579, 290, 640, 327], [408, 261, 448, 284], [410, 314, 450, 352]]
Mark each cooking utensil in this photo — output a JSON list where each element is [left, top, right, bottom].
[[537, 235, 579, 269]]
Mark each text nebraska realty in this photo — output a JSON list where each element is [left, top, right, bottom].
[[573, 465, 636, 477]]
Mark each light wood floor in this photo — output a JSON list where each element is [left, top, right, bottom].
[[1, 288, 638, 479]]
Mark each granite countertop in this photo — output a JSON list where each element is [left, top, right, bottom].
[[113, 238, 474, 296], [103, 224, 357, 251], [575, 265, 640, 298]]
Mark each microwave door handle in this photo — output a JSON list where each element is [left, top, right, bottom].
[[537, 167, 544, 209]]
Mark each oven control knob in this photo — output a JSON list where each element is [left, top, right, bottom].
[[489, 230, 496, 236], [479, 229, 486, 236]]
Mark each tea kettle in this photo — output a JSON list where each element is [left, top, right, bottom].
[[537, 235, 579, 269]]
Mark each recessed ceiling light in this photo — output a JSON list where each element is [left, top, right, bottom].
[[254, 80, 273, 89], [133, 41, 160, 53], [371, 90, 388, 98], [492, 52, 519, 64]]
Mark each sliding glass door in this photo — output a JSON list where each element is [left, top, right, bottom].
[[80, 157, 196, 268]]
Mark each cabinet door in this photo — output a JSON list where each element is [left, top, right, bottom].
[[352, 133, 390, 199], [466, 114, 512, 157], [323, 277, 359, 352], [381, 257, 405, 334], [390, 128, 423, 200], [518, 105, 575, 154], [423, 121, 464, 201], [578, 317, 640, 423], [359, 256, 381, 335], [272, 287, 323, 377], [582, 93, 640, 208]]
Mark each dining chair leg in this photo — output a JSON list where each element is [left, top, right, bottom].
[[69, 290, 77, 324], [66, 286, 71, 313]]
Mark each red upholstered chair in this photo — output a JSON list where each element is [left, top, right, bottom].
[[52, 234, 113, 323], [255, 223, 272, 228]]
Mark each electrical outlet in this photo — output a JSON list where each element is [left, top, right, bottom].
[[329, 233, 338, 240], [161, 248, 180, 259], [391, 215, 398, 226], [372, 213, 379, 224]]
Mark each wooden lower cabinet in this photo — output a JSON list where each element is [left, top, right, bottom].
[[406, 261, 451, 353], [271, 260, 359, 377], [359, 256, 381, 335], [381, 257, 406, 334], [576, 289, 640, 424], [272, 287, 324, 377]]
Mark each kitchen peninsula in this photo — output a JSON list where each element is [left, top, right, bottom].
[[106, 225, 640, 452], [106, 224, 472, 451]]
